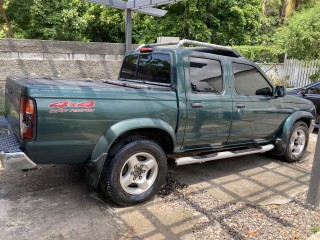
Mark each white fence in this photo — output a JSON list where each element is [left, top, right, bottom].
[[261, 59, 319, 87], [281, 59, 319, 87]]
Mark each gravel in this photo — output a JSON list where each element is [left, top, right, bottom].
[[158, 167, 320, 239]]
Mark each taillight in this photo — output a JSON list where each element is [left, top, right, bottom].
[[20, 97, 35, 140]]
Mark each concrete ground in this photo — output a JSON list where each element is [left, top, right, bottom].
[[0, 133, 317, 240]]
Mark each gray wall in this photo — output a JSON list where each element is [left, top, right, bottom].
[[0, 38, 137, 109]]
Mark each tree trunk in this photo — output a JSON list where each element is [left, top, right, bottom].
[[0, 0, 14, 38]]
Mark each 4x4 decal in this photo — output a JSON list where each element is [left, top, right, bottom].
[[48, 100, 95, 113]]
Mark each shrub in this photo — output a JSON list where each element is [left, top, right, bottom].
[[233, 45, 285, 63]]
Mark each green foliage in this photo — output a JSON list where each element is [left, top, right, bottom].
[[6, 0, 89, 41], [133, 0, 262, 45], [0, 0, 319, 64], [275, 2, 320, 60], [0, 0, 264, 45], [258, 14, 281, 44], [82, 4, 125, 42], [309, 71, 320, 83], [0, 29, 5, 38], [234, 45, 285, 63], [311, 225, 320, 234]]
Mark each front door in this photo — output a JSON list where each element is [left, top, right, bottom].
[[182, 52, 233, 150], [228, 59, 281, 143]]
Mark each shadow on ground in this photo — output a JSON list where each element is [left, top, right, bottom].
[[0, 133, 317, 239]]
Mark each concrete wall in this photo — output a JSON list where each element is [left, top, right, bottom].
[[0, 38, 138, 109]]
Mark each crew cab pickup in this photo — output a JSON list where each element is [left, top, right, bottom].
[[0, 40, 316, 206]]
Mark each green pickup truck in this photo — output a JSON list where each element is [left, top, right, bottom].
[[0, 40, 316, 206]]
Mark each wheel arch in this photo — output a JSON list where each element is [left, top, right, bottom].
[[86, 118, 176, 187], [273, 111, 314, 156]]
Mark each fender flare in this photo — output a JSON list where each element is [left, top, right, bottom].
[[273, 111, 314, 156], [86, 118, 176, 187]]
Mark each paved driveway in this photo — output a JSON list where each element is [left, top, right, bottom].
[[0, 133, 317, 239]]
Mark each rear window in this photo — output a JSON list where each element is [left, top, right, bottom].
[[119, 53, 171, 85]]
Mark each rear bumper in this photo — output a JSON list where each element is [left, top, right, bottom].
[[0, 117, 36, 170], [1, 151, 37, 170]]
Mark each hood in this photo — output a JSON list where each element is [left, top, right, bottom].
[[284, 94, 314, 105]]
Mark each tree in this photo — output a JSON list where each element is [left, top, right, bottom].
[[261, 0, 313, 18], [0, 0, 13, 37], [132, 0, 262, 45], [6, 0, 89, 41], [81, 4, 125, 43], [275, 2, 320, 60]]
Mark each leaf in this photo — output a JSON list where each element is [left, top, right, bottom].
[[244, 230, 260, 236]]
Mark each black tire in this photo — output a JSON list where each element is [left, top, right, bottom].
[[283, 121, 309, 163], [100, 139, 167, 206]]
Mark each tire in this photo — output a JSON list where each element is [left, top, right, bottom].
[[283, 121, 309, 163], [100, 139, 167, 206]]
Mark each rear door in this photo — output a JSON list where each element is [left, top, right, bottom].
[[228, 59, 281, 143], [182, 51, 233, 150]]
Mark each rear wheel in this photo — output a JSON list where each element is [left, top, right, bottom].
[[283, 121, 309, 162], [100, 139, 167, 206]]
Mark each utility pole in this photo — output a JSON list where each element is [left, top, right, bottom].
[[125, 9, 132, 52], [307, 132, 320, 208]]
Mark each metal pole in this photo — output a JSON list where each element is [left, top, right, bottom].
[[307, 132, 320, 208], [125, 9, 132, 53]]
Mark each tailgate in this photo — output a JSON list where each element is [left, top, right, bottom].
[[0, 76, 37, 170], [4, 76, 25, 138], [0, 116, 36, 170]]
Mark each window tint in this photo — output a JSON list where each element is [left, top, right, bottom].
[[119, 53, 171, 85], [233, 63, 272, 96], [190, 57, 223, 94], [137, 54, 171, 84], [119, 55, 138, 80], [307, 87, 320, 94]]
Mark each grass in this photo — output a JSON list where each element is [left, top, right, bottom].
[[311, 225, 320, 234]]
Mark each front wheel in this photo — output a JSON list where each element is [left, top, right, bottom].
[[283, 121, 309, 162], [100, 139, 167, 206]]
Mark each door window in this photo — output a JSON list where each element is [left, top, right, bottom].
[[233, 63, 272, 96], [190, 57, 223, 94]]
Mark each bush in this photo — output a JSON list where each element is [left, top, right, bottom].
[[233, 45, 285, 63], [274, 2, 320, 60]]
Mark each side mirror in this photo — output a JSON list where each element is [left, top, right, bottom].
[[275, 86, 286, 97], [256, 87, 273, 96]]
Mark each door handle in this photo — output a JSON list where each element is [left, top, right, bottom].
[[191, 102, 204, 108], [236, 103, 246, 108]]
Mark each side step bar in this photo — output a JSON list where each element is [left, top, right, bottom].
[[175, 144, 274, 166]]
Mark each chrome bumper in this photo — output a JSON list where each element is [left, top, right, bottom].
[[1, 151, 36, 170], [0, 116, 36, 170]]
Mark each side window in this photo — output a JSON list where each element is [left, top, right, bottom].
[[119, 55, 138, 80], [233, 63, 272, 96], [137, 53, 171, 84], [190, 57, 223, 94], [307, 83, 320, 94], [307, 88, 320, 94]]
